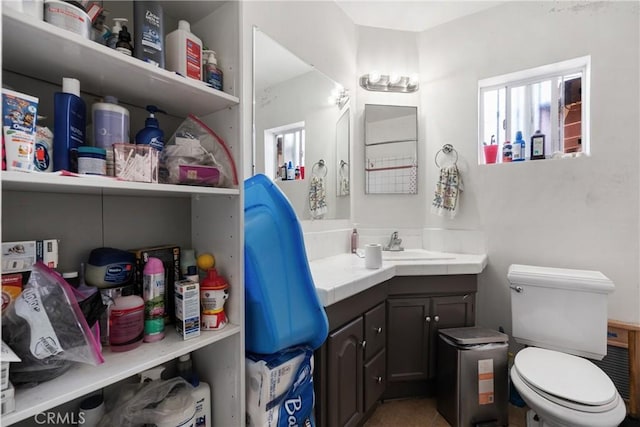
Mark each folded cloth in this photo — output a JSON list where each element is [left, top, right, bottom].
[[431, 165, 463, 218], [309, 176, 328, 219]]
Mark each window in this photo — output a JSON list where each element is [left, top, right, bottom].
[[264, 122, 305, 180], [478, 56, 589, 164]]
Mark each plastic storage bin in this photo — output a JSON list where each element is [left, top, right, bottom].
[[437, 327, 509, 427], [244, 174, 328, 354]]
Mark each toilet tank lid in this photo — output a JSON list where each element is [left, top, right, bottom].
[[507, 264, 614, 294]]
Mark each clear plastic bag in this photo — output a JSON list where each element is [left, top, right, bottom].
[[160, 114, 239, 188], [98, 378, 195, 427], [1, 262, 104, 386]]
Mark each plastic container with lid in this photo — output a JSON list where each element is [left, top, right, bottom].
[[166, 20, 203, 81], [78, 146, 106, 175], [92, 96, 129, 149], [109, 295, 144, 352]]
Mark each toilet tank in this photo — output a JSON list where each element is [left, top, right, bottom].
[[508, 264, 614, 360]]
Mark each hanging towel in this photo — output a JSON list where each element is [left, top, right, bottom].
[[309, 176, 328, 219], [339, 176, 349, 196], [431, 165, 463, 218]]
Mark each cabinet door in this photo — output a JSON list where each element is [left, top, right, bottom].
[[429, 294, 475, 376], [327, 317, 364, 427], [386, 298, 430, 382], [363, 302, 386, 360]]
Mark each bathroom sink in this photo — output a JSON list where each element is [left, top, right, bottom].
[[381, 249, 455, 261]]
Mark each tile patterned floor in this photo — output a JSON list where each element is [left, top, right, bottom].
[[363, 397, 529, 427]]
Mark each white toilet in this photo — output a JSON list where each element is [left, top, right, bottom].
[[507, 264, 627, 427]]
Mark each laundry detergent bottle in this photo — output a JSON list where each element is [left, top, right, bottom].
[[135, 105, 165, 152]]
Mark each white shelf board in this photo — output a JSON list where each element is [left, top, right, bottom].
[[1, 171, 240, 197], [1, 9, 239, 117], [2, 324, 240, 426]]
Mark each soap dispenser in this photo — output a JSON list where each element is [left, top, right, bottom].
[[135, 105, 165, 152], [107, 18, 127, 49], [203, 50, 223, 91]]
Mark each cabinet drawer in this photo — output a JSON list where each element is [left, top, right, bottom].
[[364, 302, 386, 360], [364, 349, 386, 411]]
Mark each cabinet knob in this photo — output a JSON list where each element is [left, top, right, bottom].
[[360, 340, 367, 349], [376, 376, 383, 384], [375, 327, 382, 334], [425, 316, 431, 323], [434, 315, 440, 322]]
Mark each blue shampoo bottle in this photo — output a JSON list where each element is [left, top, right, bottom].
[[135, 105, 165, 152], [53, 78, 86, 172], [513, 131, 526, 162]]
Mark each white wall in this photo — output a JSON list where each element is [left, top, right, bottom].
[[255, 71, 342, 219], [241, 1, 358, 184], [354, 26, 424, 229], [415, 1, 640, 327]]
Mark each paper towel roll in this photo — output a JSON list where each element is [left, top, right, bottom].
[[365, 243, 382, 269]]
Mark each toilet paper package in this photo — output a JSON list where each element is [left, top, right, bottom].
[[246, 346, 315, 427]]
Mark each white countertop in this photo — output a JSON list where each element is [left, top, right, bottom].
[[309, 251, 488, 306]]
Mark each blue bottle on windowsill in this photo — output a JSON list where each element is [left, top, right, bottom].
[[512, 131, 526, 162], [53, 78, 86, 172]]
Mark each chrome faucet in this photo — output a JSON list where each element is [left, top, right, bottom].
[[383, 231, 404, 251]]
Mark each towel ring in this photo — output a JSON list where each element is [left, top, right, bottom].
[[435, 144, 458, 168], [312, 159, 328, 177]]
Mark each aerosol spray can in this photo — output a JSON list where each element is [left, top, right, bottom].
[[143, 257, 165, 342]]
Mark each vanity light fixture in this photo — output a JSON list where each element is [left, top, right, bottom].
[[359, 72, 419, 93], [329, 87, 350, 109]]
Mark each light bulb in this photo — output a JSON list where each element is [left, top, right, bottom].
[[389, 73, 401, 85], [368, 71, 381, 84], [409, 73, 420, 86]]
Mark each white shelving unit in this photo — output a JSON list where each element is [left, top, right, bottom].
[[1, 2, 244, 426]]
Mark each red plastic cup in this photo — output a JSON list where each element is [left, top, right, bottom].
[[483, 145, 499, 164]]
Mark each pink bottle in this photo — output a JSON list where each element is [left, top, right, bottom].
[[143, 257, 165, 342]]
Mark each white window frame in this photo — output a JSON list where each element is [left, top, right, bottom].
[[478, 55, 590, 163], [264, 121, 305, 180]]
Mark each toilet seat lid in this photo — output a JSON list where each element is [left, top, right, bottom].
[[514, 347, 617, 406]]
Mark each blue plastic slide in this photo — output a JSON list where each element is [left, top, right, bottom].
[[244, 174, 329, 354]]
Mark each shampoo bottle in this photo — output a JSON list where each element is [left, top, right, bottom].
[[135, 105, 165, 152], [53, 77, 86, 172], [286, 161, 295, 180], [133, 1, 164, 68], [351, 225, 359, 254], [143, 257, 165, 343], [107, 18, 127, 49], [512, 131, 526, 162], [115, 24, 134, 56], [176, 353, 211, 427], [166, 20, 203, 81], [203, 50, 223, 91]]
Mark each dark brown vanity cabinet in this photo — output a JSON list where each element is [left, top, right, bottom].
[[315, 283, 388, 427], [384, 276, 476, 399], [314, 275, 477, 426]]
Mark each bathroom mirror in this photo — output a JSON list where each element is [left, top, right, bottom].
[[364, 104, 418, 194], [253, 27, 351, 220]]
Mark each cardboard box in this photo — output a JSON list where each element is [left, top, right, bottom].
[[1, 341, 21, 391], [175, 279, 200, 340], [1, 239, 59, 273], [1, 381, 15, 415], [129, 245, 180, 324]]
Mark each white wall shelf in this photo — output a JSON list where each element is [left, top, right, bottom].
[[2, 325, 240, 426], [1, 171, 240, 197], [1, 9, 239, 118], [2, 2, 244, 425]]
